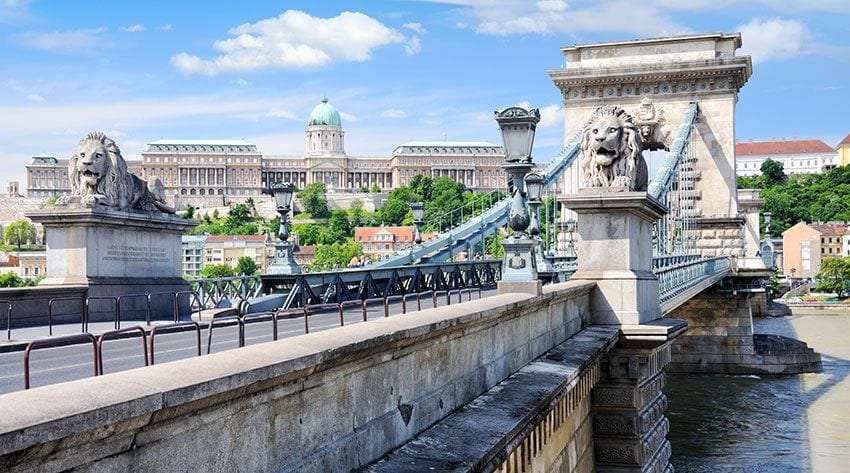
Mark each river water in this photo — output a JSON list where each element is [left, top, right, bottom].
[[666, 311, 850, 472]]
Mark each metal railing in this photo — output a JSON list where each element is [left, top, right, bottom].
[[24, 333, 98, 389], [654, 255, 731, 303], [257, 260, 501, 311], [188, 275, 263, 309]]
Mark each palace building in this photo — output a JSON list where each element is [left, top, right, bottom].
[[25, 98, 508, 202]]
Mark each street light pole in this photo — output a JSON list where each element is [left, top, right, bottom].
[[494, 106, 542, 295], [264, 182, 301, 275]]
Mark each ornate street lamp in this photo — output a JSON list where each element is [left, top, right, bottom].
[[760, 211, 775, 269], [494, 106, 541, 288], [525, 172, 550, 272], [410, 202, 425, 246], [265, 182, 300, 275], [565, 219, 577, 258]]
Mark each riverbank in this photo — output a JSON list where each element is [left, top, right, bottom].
[[667, 311, 850, 472]]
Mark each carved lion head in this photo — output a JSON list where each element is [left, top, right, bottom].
[[580, 106, 646, 191], [69, 131, 128, 203]]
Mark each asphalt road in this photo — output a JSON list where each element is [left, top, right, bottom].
[[0, 289, 495, 395]]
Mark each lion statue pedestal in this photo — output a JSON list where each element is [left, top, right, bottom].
[[25, 132, 198, 323]]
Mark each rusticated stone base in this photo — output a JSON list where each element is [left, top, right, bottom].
[[667, 290, 822, 374], [592, 329, 680, 473]]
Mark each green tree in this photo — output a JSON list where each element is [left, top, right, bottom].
[[180, 204, 196, 220], [485, 232, 504, 259], [245, 197, 257, 216], [235, 256, 258, 276], [309, 242, 363, 271], [761, 158, 785, 187], [200, 263, 236, 279], [226, 203, 251, 228], [815, 256, 850, 298], [409, 174, 434, 202], [4, 220, 36, 251], [293, 223, 322, 245], [298, 182, 330, 217], [348, 199, 366, 227], [370, 182, 381, 193], [328, 210, 352, 237]]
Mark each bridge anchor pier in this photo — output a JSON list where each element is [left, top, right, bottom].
[[562, 190, 686, 472]]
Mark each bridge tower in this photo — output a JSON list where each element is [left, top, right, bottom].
[[550, 33, 752, 259]]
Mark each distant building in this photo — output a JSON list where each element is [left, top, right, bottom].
[[202, 234, 271, 273], [181, 235, 206, 277], [837, 133, 850, 168], [736, 138, 837, 176], [782, 221, 849, 278], [6, 182, 21, 197], [354, 226, 437, 261], [0, 252, 46, 278]]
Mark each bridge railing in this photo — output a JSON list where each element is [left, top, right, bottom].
[[654, 254, 731, 304], [249, 259, 501, 311], [188, 275, 263, 309]]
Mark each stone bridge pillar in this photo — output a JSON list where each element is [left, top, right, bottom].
[[563, 190, 686, 472], [550, 34, 752, 260]]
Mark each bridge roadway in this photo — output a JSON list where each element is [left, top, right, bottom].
[[0, 289, 496, 395]]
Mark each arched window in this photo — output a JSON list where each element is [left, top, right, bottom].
[[190, 189, 196, 195], [181, 189, 187, 195]]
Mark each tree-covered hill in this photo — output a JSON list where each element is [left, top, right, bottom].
[[737, 159, 850, 234]]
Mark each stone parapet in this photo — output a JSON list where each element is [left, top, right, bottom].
[[0, 281, 595, 472]]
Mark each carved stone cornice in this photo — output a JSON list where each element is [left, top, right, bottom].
[[549, 56, 752, 101]]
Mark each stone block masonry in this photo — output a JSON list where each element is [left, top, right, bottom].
[[667, 290, 821, 374]]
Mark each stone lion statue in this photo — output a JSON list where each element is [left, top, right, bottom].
[[57, 131, 175, 214], [580, 106, 648, 192]]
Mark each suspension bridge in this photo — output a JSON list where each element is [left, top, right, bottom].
[[1, 33, 813, 473]]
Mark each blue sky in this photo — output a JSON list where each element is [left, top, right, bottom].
[[1, 0, 848, 191]]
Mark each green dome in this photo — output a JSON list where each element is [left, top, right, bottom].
[[307, 97, 342, 127]]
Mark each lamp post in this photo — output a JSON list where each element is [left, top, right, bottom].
[[760, 211, 775, 269], [410, 202, 424, 246], [265, 182, 300, 275], [565, 219, 577, 258], [525, 172, 550, 272], [494, 106, 541, 293]]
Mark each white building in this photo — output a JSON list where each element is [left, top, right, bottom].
[[736, 138, 837, 176]]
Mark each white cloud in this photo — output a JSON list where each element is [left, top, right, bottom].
[[538, 104, 563, 128], [738, 17, 811, 63], [120, 24, 146, 33], [26, 93, 44, 102], [104, 129, 126, 138], [381, 109, 408, 118], [266, 108, 299, 120], [403, 22, 428, 35], [512, 101, 562, 128], [235, 78, 251, 87], [536, 0, 568, 12], [13, 27, 110, 54], [0, 0, 28, 23], [171, 10, 418, 75], [423, 0, 688, 37], [404, 36, 421, 55], [160, 24, 173, 31], [339, 111, 359, 122]]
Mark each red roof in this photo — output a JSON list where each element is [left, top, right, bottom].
[[354, 226, 414, 242], [205, 235, 267, 242], [810, 223, 850, 236], [0, 255, 20, 267], [837, 133, 850, 148], [736, 139, 834, 156]]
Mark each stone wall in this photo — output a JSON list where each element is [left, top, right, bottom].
[[0, 281, 594, 472], [667, 289, 820, 374]]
